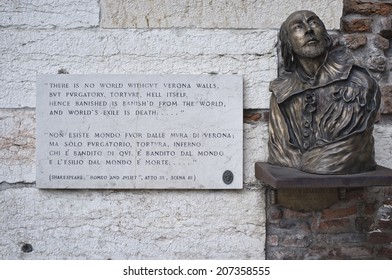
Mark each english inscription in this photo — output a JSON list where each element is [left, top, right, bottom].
[[36, 74, 243, 189]]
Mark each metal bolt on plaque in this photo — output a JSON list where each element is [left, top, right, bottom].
[[223, 170, 234, 185]]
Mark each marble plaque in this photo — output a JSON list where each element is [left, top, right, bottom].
[[36, 74, 243, 189]]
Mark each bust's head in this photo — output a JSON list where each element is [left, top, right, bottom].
[[280, 10, 332, 71]]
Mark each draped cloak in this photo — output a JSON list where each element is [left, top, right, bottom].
[[268, 47, 381, 174]]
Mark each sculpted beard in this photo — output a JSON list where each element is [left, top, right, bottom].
[[294, 35, 328, 59]]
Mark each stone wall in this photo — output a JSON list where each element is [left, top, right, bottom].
[[2, 0, 390, 260], [265, 0, 392, 260]]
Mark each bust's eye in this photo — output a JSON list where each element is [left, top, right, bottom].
[[309, 20, 319, 27], [292, 24, 302, 31]]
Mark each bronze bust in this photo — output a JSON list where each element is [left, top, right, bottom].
[[268, 10, 381, 174]]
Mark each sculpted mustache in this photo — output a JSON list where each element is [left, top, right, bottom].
[[304, 35, 320, 45]]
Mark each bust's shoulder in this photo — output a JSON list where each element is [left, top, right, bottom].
[[348, 65, 378, 88]]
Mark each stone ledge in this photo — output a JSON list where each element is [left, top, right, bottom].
[[255, 162, 392, 189]]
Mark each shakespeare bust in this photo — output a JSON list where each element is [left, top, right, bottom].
[[268, 10, 381, 174]]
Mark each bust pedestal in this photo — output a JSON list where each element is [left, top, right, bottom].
[[255, 162, 392, 211]]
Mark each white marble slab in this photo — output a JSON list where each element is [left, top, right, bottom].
[[36, 74, 243, 189]]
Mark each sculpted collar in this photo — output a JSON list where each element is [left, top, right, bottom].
[[270, 47, 354, 104]]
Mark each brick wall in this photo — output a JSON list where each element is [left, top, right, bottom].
[[342, 0, 392, 113], [266, 187, 392, 259], [266, 0, 392, 260], [0, 0, 343, 260]]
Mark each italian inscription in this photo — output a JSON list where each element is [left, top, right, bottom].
[[36, 74, 243, 189]]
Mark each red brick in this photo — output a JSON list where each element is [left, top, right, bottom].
[[364, 202, 376, 215], [283, 208, 313, 220], [281, 235, 310, 248], [378, 219, 392, 230], [343, 34, 368, 50], [317, 219, 352, 233], [341, 17, 373, 33], [377, 246, 392, 259], [344, 0, 392, 17], [322, 205, 358, 219], [368, 231, 392, 243], [355, 216, 375, 231], [307, 246, 344, 260], [341, 246, 374, 258], [244, 112, 261, 122]]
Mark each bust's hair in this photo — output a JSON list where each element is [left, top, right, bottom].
[[279, 17, 333, 72]]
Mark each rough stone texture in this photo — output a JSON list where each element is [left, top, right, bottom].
[[0, 187, 265, 259], [377, 17, 392, 39], [101, 0, 342, 29], [374, 120, 392, 169], [0, 29, 277, 109], [244, 122, 268, 184], [266, 185, 392, 259], [380, 85, 392, 114], [343, 34, 368, 50], [341, 17, 373, 33], [0, 109, 35, 183], [0, 0, 100, 28], [341, 1, 392, 105], [343, 0, 392, 17], [374, 34, 390, 50]]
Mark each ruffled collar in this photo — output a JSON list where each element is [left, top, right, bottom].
[[270, 47, 354, 104]]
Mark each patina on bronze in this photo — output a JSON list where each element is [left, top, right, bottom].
[[268, 10, 381, 175]]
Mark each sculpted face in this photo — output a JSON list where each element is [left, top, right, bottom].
[[285, 11, 328, 59]]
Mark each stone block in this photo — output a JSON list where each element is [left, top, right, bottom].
[[101, 0, 342, 29], [343, 34, 368, 50], [0, 28, 277, 109], [0, 188, 265, 259], [0, 109, 35, 183], [374, 34, 390, 50], [0, 0, 99, 28], [377, 17, 392, 39], [244, 122, 268, 184], [374, 122, 392, 169]]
